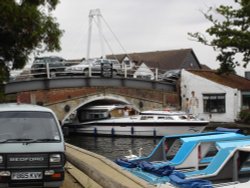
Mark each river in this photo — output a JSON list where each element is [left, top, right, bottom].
[[66, 124, 250, 160], [66, 135, 161, 160]]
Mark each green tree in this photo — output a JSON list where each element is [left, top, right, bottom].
[[0, 0, 63, 83], [188, 0, 250, 74]]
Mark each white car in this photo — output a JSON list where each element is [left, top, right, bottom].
[[65, 58, 122, 76]]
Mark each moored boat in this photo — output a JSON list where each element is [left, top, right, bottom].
[[63, 107, 209, 137], [115, 128, 250, 187]]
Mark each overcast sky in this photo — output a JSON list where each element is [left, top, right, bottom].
[[43, 0, 249, 76]]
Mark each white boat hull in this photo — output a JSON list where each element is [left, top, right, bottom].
[[67, 124, 206, 137], [64, 111, 209, 137]]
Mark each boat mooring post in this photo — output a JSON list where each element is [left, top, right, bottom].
[[131, 127, 134, 136], [153, 129, 156, 137], [111, 128, 115, 137], [94, 127, 98, 137]]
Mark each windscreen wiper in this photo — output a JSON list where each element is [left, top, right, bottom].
[[25, 138, 60, 143], [0, 138, 59, 144], [0, 138, 35, 144]]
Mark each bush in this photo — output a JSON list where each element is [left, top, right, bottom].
[[239, 109, 250, 124]]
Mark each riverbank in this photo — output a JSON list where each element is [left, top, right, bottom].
[[65, 143, 155, 188], [207, 122, 250, 133]]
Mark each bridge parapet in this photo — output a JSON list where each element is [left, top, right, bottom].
[[5, 77, 175, 94]]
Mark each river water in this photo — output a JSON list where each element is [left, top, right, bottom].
[[66, 124, 250, 161], [66, 135, 161, 160]]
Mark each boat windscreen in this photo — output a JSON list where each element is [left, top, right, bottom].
[[165, 139, 183, 160]]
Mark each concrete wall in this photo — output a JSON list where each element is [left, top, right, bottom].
[[181, 70, 241, 122]]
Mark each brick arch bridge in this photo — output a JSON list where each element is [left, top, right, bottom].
[[5, 77, 179, 121]]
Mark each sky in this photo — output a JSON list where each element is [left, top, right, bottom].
[[42, 0, 249, 76]]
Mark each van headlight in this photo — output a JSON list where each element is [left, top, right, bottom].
[[49, 154, 61, 163], [0, 155, 3, 164]]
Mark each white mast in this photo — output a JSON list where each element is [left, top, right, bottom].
[[86, 9, 105, 61]]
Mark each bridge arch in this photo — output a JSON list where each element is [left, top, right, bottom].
[[47, 93, 142, 122]]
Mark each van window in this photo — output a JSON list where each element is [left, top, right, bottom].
[[0, 111, 61, 141]]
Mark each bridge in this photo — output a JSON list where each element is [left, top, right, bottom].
[[5, 75, 179, 122]]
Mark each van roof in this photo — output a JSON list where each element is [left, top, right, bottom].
[[0, 103, 53, 113]]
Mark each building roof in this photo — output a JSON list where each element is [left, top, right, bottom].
[[200, 64, 212, 70], [107, 48, 203, 71], [188, 70, 250, 91]]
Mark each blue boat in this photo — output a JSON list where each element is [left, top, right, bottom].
[[115, 128, 250, 187]]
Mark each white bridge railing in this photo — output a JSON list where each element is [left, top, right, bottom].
[[10, 64, 179, 84]]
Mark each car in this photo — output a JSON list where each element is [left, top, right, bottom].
[[159, 69, 181, 83], [65, 58, 122, 76], [0, 103, 66, 187], [31, 56, 66, 78]]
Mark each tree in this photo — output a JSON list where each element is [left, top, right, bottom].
[[0, 0, 63, 84], [188, 0, 250, 74]]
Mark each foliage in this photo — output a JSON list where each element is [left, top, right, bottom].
[[188, 0, 250, 74], [0, 0, 63, 82], [239, 109, 250, 124]]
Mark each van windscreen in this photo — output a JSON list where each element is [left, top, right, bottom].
[[0, 111, 61, 141]]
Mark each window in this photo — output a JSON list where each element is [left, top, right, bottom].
[[242, 92, 250, 110], [0, 112, 60, 140], [140, 116, 154, 120], [203, 94, 226, 113], [245, 71, 250, 80]]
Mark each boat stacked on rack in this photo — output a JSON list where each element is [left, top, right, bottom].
[[63, 107, 209, 137], [115, 128, 250, 187]]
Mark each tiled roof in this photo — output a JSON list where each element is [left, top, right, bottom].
[[107, 48, 202, 70], [188, 70, 250, 91], [200, 64, 212, 70]]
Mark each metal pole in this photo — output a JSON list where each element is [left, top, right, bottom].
[[232, 151, 239, 182], [155, 68, 158, 81], [124, 64, 127, 78], [46, 63, 50, 79], [86, 10, 94, 77], [86, 10, 93, 61], [96, 9, 105, 59]]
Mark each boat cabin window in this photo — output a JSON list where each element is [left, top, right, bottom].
[[78, 109, 109, 122], [199, 142, 219, 167], [157, 116, 174, 120], [165, 139, 183, 160], [203, 142, 218, 158], [140, 116, 154, 120], [179, 115, 188, 120], [238, 151, 250, 177]]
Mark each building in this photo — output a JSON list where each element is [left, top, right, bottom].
[[181, 69, 250, 122], [107, 48, 205, 74]]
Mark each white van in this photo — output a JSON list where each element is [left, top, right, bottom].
[[0, 103, 65, 187]]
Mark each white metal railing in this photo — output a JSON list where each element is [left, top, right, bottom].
[[10, 63, 180, 84]]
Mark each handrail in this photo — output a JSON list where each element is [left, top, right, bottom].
[[10, 63, 180, 84]]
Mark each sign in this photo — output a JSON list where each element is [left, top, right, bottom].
[[101, 62, 113, 77]]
